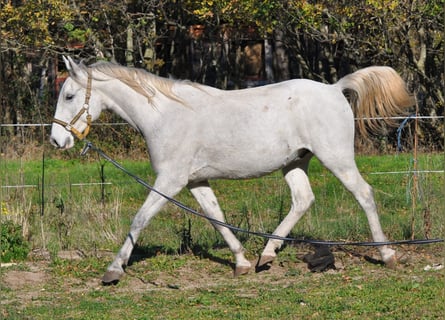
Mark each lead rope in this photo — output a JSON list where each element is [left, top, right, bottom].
[[81, 140, 443, 247]]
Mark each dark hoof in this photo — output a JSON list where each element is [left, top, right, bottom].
[[234, 265, 250, 277], [255, 255, 274, 273], [102, 270, 123, 286]]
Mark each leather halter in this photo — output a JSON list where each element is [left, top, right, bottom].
[[53, 69, 93, 140]]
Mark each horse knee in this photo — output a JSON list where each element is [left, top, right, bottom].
[[295, 193, 315, 213]]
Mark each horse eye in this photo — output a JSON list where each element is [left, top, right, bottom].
[[65, 94, 74, 101]]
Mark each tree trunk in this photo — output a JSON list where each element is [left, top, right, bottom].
[[264, 38, 274, 83], [273, 30, 289, 82], [126, 27, 134, 67]]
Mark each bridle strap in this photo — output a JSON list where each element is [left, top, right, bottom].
[[53, 69, 93, 140]]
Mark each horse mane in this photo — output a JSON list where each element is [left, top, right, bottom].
[[87, 61, 187, 105]]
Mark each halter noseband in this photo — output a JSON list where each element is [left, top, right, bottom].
[[53, 69, 93, 140]]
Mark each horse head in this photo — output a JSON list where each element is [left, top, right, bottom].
[[50, 56, 102, 149]]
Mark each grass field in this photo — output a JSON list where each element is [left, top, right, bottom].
[[1, 152, 444, 319], [1, 152, 443, 251]]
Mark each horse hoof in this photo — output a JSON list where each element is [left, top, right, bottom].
[[102, 270, 123, 285], [257, 255, 275, 267], [234, 265, 250, 277], [255, 255, 275, 273], [384, 255, 397, 270]]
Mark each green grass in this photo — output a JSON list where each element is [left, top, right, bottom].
[[1, 153, 443, 254], [1, 152, 444, 319]]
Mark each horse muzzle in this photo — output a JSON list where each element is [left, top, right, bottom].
[[50, 132, 75, 150]]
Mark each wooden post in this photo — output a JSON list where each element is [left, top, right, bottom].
[[410, 100, 419, 239]]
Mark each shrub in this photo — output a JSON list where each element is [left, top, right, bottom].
[[1, 220, 30, 263]]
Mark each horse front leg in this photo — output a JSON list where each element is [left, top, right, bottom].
[[189, 181, 252, 276], [102, 178, 185, 285]]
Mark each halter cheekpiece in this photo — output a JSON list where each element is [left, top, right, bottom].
[[53, 68, 93, 140]]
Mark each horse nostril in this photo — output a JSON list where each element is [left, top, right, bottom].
[[50, 136, 61, 148], [50, 135, 74, 149]]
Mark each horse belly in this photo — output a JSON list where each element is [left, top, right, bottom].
[[189, 139, 305, 180]]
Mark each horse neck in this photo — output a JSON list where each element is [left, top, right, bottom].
[[100, 80, 173, 136]]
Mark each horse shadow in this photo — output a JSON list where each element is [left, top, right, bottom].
[[127, 244, 235, 271], [125, 242, 387, 276]]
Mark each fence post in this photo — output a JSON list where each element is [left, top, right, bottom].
[[410, 101, 419, 239]]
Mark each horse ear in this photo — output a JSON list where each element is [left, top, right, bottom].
[[62, 56, 71, 71], [64, 56, 88, 82]]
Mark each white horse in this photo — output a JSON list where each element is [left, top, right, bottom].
[[51, 57, 414, 284]]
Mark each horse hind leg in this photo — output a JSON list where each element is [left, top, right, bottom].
[[322, 157, 396, 268], [189, 181, 251, 276], [257, 161, 315, 270]]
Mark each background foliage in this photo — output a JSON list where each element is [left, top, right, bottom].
[[1, 219, 30, 262], [0, 0, 444, 153]]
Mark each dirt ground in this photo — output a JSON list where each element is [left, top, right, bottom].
[[2, 244, 444, 307]]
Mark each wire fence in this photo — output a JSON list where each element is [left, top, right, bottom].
[[0, 115, 443, 128], [1, 115, 444, 192], [1, 117, 443, 244]]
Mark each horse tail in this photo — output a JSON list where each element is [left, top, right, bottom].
[[335, 66, 415, 137]]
